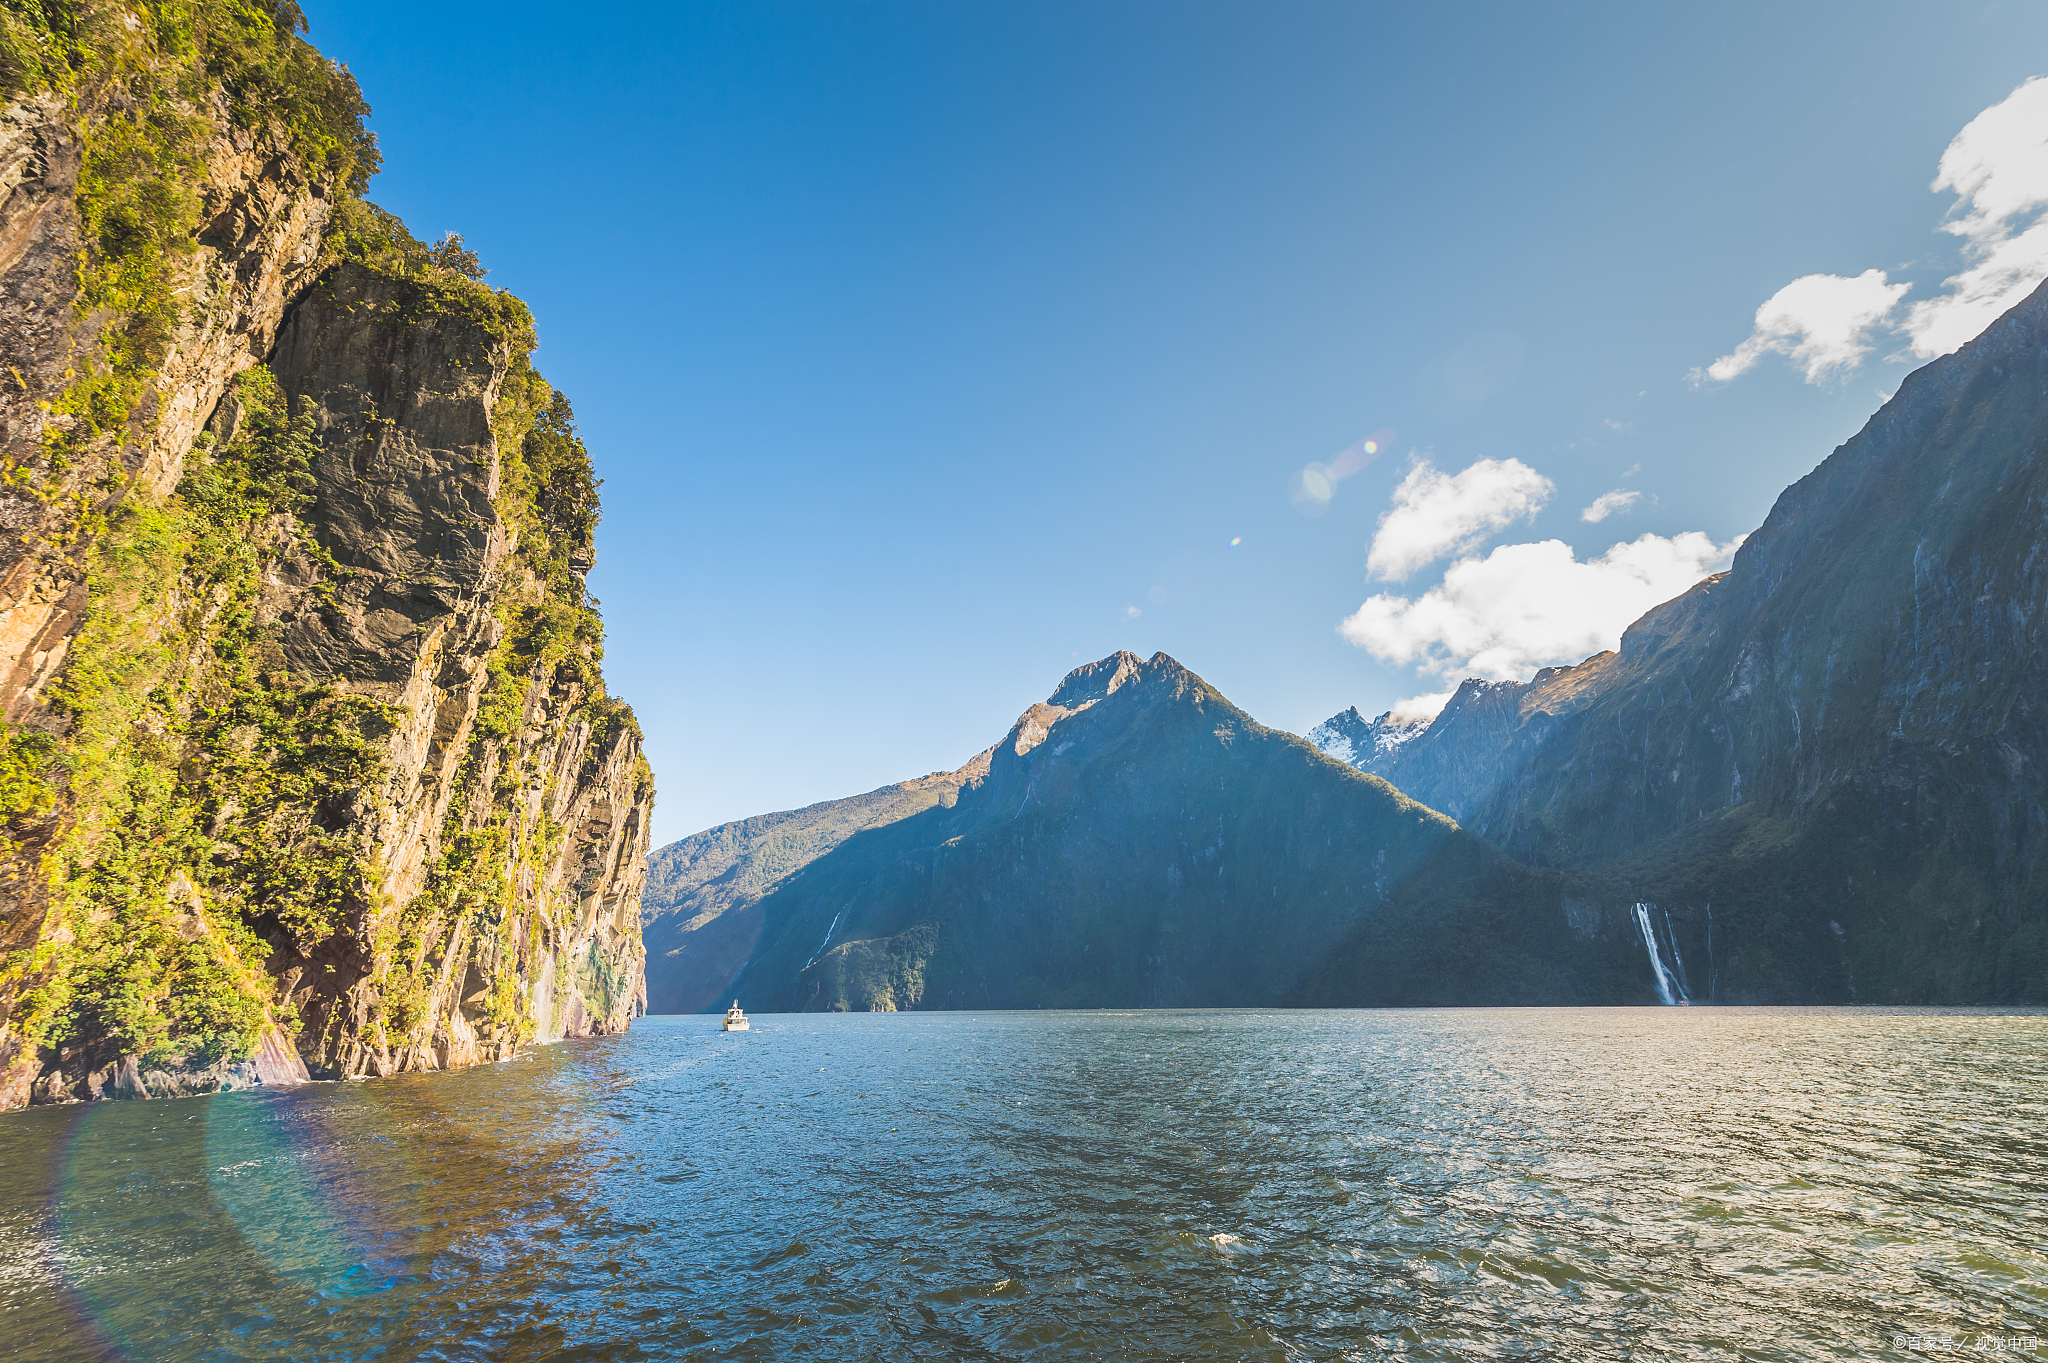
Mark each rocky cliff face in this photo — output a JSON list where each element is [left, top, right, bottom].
[[0, 2, 651, 1109], [721, 652, 1623, 1011], [0, 82, 333, 725], [1315, 279, 2048, 1003]]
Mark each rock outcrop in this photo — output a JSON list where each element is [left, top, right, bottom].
[[0, 2, 651, 1108]]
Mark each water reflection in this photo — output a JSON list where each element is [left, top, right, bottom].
[[1, 1008, 2044, 1361], [8, 1042, 619, 1360]]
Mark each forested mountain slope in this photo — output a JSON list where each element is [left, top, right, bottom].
[[717, 652, 1635, 1011], [641, 758, 988, 1013]]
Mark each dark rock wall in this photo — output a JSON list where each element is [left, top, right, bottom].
[[249, 263, 652, 1082]]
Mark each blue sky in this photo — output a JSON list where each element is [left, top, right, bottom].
[[304, 1, 2048, 842]]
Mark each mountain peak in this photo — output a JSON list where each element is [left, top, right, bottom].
[[1046, 650, 1147, 709], [724, 646, 1529, 1014], [1309, 704, 1429, 769]]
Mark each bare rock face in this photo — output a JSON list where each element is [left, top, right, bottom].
[[0, 92, 332, 724], [244, 262, 652, 1082], [0, 8, 652, 1108]]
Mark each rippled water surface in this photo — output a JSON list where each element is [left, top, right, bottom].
[[4, 1008, 2048, 1360]]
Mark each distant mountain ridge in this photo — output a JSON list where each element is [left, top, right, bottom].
[[657, 651, 1640, 1012], [1307, 706, 1427, 769], [651, 281, 2048, 1012], [1315, 662, 1614, 825], [641, 754, 990, 1013]]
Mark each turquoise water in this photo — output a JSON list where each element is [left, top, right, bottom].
[[2, 1008, 2046, 1360]]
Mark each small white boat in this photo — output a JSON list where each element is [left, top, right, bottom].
[[722, 1001, 749, 1032]]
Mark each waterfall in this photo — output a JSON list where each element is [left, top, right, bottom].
[[1632, 902, 1688, 1005], [803, 909, 845, 972], [1664, 906, 1695, 999]]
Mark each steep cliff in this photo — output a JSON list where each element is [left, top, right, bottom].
[[1315, 279, 2048, 1002], [0, 1, 651, 1109], [721, 652, 1623, 1011]]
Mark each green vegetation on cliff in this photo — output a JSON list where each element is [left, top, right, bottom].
[[383, 325, 643, 1056], [1, 0, 374, 484], [0, 0, 652, 1094], [11, 364, 399, 1065]]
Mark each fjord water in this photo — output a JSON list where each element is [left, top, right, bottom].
[[3, 1011, 2044, 1361]]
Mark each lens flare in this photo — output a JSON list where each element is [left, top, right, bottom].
[[1229, 537, 1241, 546], [21, 1033, 639, 1358], [44, 1086, 408, 1359], [1289, 429, 1396, 515]]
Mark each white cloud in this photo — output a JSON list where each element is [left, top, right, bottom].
[[1905, 77, 2048, 357], [1365, 458, 1553, 582], [1931, 77, 2048, 237], [1580, 489, 1642, 523], [1339, 531, 1746, 682], [1387, 692, 1453, 724], [1694, 270, 1909, 385], [1699, 77, 2048, 383]]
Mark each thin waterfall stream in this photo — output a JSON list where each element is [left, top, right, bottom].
[[1633, 902, 1689, 1005]]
